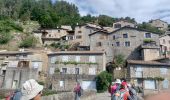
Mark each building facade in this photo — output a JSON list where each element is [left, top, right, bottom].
[[149, 19, 168, 31], [108, 27, 160, 60], [113, 20, 137, 30], [0, 50, 44, 89], [47, 51, 106, 91], [159, 33, 170, 57], [127, 60, 170, 94]]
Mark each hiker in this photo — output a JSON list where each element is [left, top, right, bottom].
[[111, 79, 121, 100], [74, 82, 83, 100], [113, 82, 130, 100], [127, 83, 137, 100], [20, 79, 43, 100]]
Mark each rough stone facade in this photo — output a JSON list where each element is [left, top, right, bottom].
[[47, 51, 106, 91], [108, 27, 160, 60], [70, 24, 101, 46], [89, 31, 114, 62], [113, 20, 136, 30], [42, 90, 96, 100], [127, 60, 170, 94], [159, 33, 170, 57], [149, 19, 168, 31]]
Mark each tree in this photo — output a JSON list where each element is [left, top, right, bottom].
[[138, 22, 164, 35], [98, 15, 115, 27], [96, 71, 112, 93], [19, 36, 37, 48]]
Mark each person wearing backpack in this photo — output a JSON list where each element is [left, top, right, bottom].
[[74, 82, 82, 100], [114, 82, 130, 100], [127, 84, 137, 100]]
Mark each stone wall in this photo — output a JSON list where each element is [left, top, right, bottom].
[[42, 90, 96, 100]]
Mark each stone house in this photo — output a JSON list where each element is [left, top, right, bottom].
[[108, 27, 160, 60], [127, 60, 170, 94], [89, 30, 113, 62], [33, 27, 73, 45], [149, 19, 168, 31], [159, 32, 170, 57], [47, 51, 106, 91], [113, 20, 137, 30], [69, 23, 102, 50], [0, 50, 44, 89]]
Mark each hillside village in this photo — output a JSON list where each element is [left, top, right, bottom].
[[0, 18, 170, 97]]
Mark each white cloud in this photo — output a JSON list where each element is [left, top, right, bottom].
[[62, 0, 170, 23]]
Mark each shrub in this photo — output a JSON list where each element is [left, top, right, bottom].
[[96, 71, 112, 93], [19, 36, 37, 48], [42, 90, 57, 96], [0, 31, 12, 44]]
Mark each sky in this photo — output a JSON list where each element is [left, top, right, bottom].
[[54, 0, 170, 23]]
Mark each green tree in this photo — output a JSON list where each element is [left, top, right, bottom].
[[98, 15, 115, 27], [96, 71, 112, 93], [138, 22, 164, 35], [19, 36, 37, 48]]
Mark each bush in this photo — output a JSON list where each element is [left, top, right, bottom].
[[19, 36, 37, 48], [96, 71, 112, 93], [0, 31, 12, 44], [42, 90, 57, 96]]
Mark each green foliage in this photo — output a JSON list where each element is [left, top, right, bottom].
[[38, 81, 45, 85], [50, 42, 70, 50], [98, 15, 115, 27], [96, 71, 112, 93], [113, 54, 125, 68], [54, 68, 60, 73], [154, 77, 164, 81], [42, 90, 57, 96], [55, 61, 98, 65], [19, 36, 37, 48], [0, 31, 12, 44], [143, 38, 154, 43], [138, 22, 164, 35]]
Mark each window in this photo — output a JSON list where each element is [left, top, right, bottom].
[[49, 34, 51, 37], [116, 42, 120, 47], [78, 31, 82, 33], [62, 68, 67, 74], [100, 35, 105, 39], [76, 35, 82, 39], [62, 56, 69, 62], [135, 66, 142, 77], [123, 33, 128, 38], [59, 81, 64, 87], [89, 56, 96, 63], [160, 68, 168, 75], [75, 68, 80, 74], [114, 24, 121, 28], [96, 42, 102, 47], [145, 33, 151, 38], [144, 80, 156, 89], [163, 79, 169, 89], [113, 35, 116, 40], [58, 30, 60, 33], [33, 62, 39, 69], [50, 57, 56, 64], [125, 41, 130, 47], [23, 55, 27, 58], [49, 68, 55, 74], [75, 56, 80, 62]]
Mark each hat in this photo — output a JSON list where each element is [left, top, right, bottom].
[[121, 81, 127, 87], [21, 79, 43, 100], [115, 79, 121, 84]]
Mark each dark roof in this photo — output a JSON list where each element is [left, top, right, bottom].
[[127, 60, 170, 66], [0, 51, 32, 55], [48, 51, 105, 55], [41, 37, 61, 40], [39, 28, 69, 31], [109, 26, 161, 35], [89, 30, 109, 36]]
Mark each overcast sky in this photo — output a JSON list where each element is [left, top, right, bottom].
[[55, 0, 170, 23]]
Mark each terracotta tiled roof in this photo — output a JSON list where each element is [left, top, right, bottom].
[[127, 60, 170, 66], [48, 51, 105, 55]]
